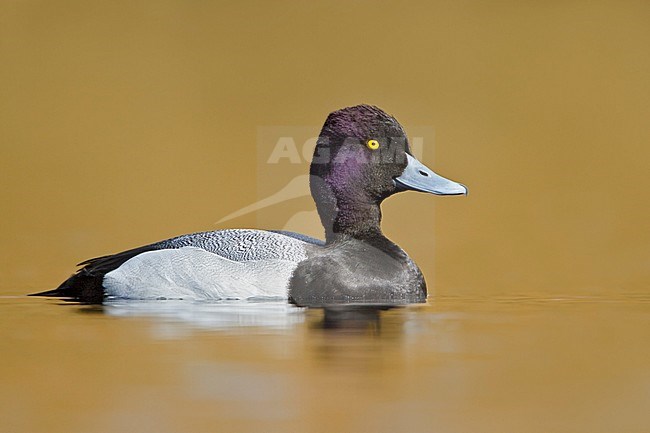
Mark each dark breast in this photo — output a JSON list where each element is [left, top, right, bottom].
[[288, 236, 426, 306]]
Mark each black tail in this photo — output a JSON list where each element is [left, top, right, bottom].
[[30, 243, 160, 303], [30, 269, 106, 303], [28, 288, 64, 297]]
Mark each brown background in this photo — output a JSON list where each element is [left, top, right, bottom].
[[1, 3, 649, 433], [1, 0, 649, 295]]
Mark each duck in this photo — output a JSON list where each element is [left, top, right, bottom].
[[33, 105, 467, 305]]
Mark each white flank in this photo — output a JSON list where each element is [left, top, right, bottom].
[[103, 247, 298, 300]]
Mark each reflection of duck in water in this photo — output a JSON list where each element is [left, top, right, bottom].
[[34, 105, 466, 304], [318, 306, 390, 331]]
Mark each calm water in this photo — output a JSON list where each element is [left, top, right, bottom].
[[2, 293, 648, 433], [2, 1, 650, 432]]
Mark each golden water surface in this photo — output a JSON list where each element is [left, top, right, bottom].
[[1, 1, 649, 432]]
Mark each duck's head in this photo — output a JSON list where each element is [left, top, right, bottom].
[[310, 105, 467, 239]]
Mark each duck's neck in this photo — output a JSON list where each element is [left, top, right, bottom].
[[331, 199, 383, 242], [312, 180, 383, 243]]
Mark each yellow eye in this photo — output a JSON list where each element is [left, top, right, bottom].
[[367, 139, 380, 150]]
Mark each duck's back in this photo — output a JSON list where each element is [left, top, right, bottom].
[[43, 229, 323, 302]]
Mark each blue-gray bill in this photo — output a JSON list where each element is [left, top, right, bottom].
[[394, 153, 468, 196]]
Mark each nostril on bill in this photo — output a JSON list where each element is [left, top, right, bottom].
[[418, 170, 429, 177]]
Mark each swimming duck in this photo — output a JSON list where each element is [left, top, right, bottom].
[[34, 105, 466, 305]]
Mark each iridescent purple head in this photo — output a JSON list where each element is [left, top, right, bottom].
[[310, 104, 467, 240], [311, 105, 411, 202]]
